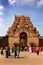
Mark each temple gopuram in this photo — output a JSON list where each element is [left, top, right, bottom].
[[0, 15, 43, 49], [7, 15, 39, 48]]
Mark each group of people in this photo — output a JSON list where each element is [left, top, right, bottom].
[[14, 45, 20, 58], [5, 45, 20, 58], [0, 45, 42, 58], [24, 46, 39, 55]]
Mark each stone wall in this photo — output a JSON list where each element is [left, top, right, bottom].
[[0, 36, 8, 49], [39, 36, 43, 46]]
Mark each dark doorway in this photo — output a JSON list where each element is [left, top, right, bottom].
[[20, 32, 27, 47]]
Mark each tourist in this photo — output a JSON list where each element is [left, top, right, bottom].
[[24, 46, 27, 51], [29, 46, 32, 52], [17, 45, 20, 58], [14, 45, 17, 58], [31, 47, 34, 53], [36, 46, 39, 55], [5, 46, 8, 58], [11, 46, 14, 54], [8, 46, 11, 56], [1, 47, 3, 55], [34, 46, 36, 52]]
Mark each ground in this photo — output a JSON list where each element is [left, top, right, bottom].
[[0, 51, 43, 65]]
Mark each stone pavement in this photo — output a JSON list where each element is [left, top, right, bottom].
[[0, 51, 43, 65]]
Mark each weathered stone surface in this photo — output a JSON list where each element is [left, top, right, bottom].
[[7, 15, 39, 48]]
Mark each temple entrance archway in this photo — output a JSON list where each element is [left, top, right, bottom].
[[20, 32, 27, 47]]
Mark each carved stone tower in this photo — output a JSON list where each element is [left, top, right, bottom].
[[7, 15, 39, 48]]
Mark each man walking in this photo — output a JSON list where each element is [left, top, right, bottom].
[[17, 45, 20, 58]]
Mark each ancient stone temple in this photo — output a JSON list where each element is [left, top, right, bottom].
[[7, 15, 39, 48]]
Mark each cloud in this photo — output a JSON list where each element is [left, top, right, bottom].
[[0, 22, 2, 26], [16, 0, 37, 6], [0, 17, 3, 22], [0, 5, 4, 16], [0, 22, 7, 36], [8, 0, 43, 7], [0, 22, 5, 30], [0, 5, 4, 25], [0, 12, 4, 16], [8, 0, 16, 5], [0, 22, 9, 36], [37, 0, 43, 7], [0, 5, 4, 10], [8, 0, 39, 6]]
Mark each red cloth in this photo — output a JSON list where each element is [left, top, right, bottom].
[[34, 47, 36, 52], [6, 47, 8, 51]]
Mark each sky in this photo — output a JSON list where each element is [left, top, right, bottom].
[[0, 0, 43, 36]]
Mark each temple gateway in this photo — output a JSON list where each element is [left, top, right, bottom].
[[7, 15, 39, 48]]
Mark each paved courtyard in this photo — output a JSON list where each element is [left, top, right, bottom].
[[0, 51, 43, 65]]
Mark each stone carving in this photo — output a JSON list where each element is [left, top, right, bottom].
[[7, 15, 39, 48]]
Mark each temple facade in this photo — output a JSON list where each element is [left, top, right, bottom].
[[7, 15, 39, 48]]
